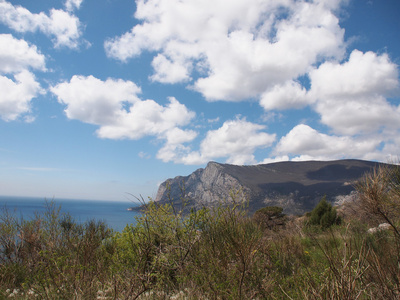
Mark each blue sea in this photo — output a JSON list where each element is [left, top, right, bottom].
[[0, 196, 141, 232]]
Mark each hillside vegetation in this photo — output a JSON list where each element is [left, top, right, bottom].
[[0, 164, 399, 299]]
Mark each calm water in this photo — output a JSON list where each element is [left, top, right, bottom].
[[0, 196, 141, 232]]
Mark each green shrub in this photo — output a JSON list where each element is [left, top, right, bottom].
[[0, 200, 116, 298], [308, 196, 340, 229], [1, 190, 400, 299]]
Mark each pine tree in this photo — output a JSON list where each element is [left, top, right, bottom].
[[309, 196, 339, 229]]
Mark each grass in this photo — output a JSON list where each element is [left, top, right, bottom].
[[0, 165, 399, 299]]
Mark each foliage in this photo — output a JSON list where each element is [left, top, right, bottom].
[[254, 206, 284, 218], [0, 200, 115, 299], [355, 163, 400, 238], [253, 206, 286, 230], [308, 196, 341, 229], [0, 180, 400, 299]]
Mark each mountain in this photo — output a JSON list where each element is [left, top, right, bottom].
[[155, 159, 387, 215]]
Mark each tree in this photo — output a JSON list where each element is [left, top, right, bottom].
[[308, 196, 340, 229]]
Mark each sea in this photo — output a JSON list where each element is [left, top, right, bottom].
[[0, 196, 141, 232]]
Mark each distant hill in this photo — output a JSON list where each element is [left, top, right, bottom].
[[155, 159, 388, 215]]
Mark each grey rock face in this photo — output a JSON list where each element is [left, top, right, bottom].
[[155, 159, 386, 215], [155, 162, 249, 207]]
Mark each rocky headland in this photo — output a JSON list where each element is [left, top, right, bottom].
[[155, 159, 387, 215]]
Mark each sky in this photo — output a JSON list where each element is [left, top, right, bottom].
[[0, 0, 399, 202]]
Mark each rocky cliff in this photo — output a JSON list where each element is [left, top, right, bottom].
[[155, 159, 386, 215]]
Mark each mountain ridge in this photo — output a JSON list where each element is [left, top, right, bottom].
[[155, 159, 387, 215]]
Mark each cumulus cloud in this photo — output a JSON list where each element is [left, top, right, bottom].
[[51, 75, 197, 153], [0, 71, 42, 121], [162, 118, 276, 165], [105, 0, 345, 100], [315, 98, 400, 136], [156, 128, 198, 162], [50, 75, 141, 126], [200, 119, 275, 164], [273, 124, 384, 161], [260, 80, 312, 110], [96, 97, 196, 140], [52, 75, 198, 161], [0, 34, 46, 73], [310, 50, 399, 99], [0, 1, 84, 49], [309, 50, 400, 135], [0, 34, 45, 121], [260, 48, 400, 163], [150, 54, 191, 83]]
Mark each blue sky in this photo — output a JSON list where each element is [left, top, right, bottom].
[[0, 0, 399, 201]]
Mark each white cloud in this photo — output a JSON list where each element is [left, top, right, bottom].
[[378, 136, 400, 162], [310, 50, 398, 100], [0, 34, 45, 121], [260, 155, 290, 164], [51, 75, 196, 142], [262, 49, 400, 163], [309, 50, 400, 135], [0, 1, 84, 49], [103, 0, 399, 165], [96, 98, 196, 140], [315, 98, 400, 136], [274, 124, 382, 161], [207, 117, 220, 123], [260, 80, 312, 110], [138, 151, 151, 159], [105, 0, 345, 101], [0, 70, 42, 121], [167, 118, 276, 165], [156, 128, 198, 162], [45, 9, 83, 49], [0, 34, 46, 73], [51, 75, 141, 125], [65, 0, 83, 12], [163, 127, 198, 145], [150, 54, 191, 83]]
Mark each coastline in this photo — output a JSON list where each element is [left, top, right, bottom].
[[0, 196, 140, 232]]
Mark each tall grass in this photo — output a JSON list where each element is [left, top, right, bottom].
[[0, 165, 399, 299]]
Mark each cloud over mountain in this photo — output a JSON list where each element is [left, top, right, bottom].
[[102, 0, 399, 164]]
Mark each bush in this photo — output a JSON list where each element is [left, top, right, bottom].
[[308, 196, 340, 229], [0, 200, 115, 298], [1, 190, 400, 299], [355, 164, 400, 239], [253, 206, 286, 229], [112, 192, 269, 299]]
